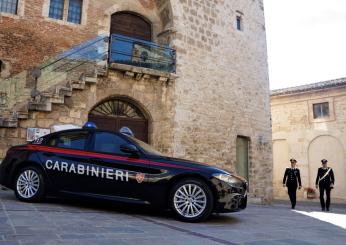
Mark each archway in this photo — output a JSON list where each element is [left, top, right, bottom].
[[110, 11, 152, 41], [308, 135, 345, 199], [88, 98, 149, 142]]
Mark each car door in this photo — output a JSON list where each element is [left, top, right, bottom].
[[41, 130, 92, 193], [87, 131, 156, 202]]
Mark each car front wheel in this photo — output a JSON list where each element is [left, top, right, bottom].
[[14, 166, 45, 202], [170, 178, 213, 222]]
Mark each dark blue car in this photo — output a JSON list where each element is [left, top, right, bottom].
[[0, 128, 247, 222]]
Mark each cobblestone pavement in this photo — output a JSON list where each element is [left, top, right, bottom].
[[0, 189, 345, 245]]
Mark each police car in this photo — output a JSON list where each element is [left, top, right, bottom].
[[0, 124, 247, 222]]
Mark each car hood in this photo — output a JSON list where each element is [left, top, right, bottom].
[[147, 155, 231, 174]]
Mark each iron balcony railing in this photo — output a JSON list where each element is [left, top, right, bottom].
[[110, 34, 176, 73]]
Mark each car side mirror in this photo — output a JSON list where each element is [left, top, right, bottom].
[[120, 144, 139, 155]]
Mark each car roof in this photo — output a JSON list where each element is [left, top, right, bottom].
[[43, 128, 124, 138]]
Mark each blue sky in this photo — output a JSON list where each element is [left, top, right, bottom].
[[263, 0, 346, 90]]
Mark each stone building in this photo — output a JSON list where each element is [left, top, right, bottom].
[[271, 78, 346, 203], [0, 0, 272, 203]]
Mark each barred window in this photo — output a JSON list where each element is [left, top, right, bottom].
[[67, 0, 82, 24], [0, 0, 18, 14], [49, 0, 64, 20]]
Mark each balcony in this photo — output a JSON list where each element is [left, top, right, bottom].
[[109, 34, 176, 75]]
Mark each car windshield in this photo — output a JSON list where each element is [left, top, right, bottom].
[[125, 135, 164, 156]]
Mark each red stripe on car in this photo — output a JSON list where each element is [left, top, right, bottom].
[[19, 145, 197, 171]]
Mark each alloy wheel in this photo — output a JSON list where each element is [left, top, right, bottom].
[[173, 183, 207, 218], [16, 170, 40, 199]]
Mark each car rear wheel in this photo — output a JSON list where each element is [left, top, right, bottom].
[[170, 178, 213, 222], [14, 166, 45, 202]]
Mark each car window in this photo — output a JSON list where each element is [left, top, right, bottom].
[[124, 135, 163, 156], [47, 131, 88, 150], [93, 132, 132, 155]]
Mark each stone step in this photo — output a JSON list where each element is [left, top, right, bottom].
[[47, 95, 64, 104], [0, 117, 18, 128], [17, 111, 29, 119], [84, 75, 97, 83], [28, 101, 52, 112], [56, 86, 73, 97], [70, 80, 86, 90], [0, 64, 105, 128]]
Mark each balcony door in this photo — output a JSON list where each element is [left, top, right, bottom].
[[88, 98, 149, 143], [110, 12, 152, 41]]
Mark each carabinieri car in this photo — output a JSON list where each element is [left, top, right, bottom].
[[0, 128, 247, 222]]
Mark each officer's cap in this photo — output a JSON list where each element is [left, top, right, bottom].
[[290, 158, 297, 163], [321, 159, 328, 164]]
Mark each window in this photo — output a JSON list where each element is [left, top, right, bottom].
[[48, 0, 83, 24], [235, 11, 244, 31], [0, 0, 18, 14], [0, 60, 3, 73], [67, 0, 82, 24], [47, 131, 88, 150], [313, 102, 329, 119], [93, 132, 130, 155], [236, 16, 242, 31], [49, 0, 64, 20]]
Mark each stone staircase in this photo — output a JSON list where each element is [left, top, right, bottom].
[[0, 35, 108, 128], [0, 68, 102, 128]]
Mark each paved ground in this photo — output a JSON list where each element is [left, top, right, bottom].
[[0, 189, 345, 245]]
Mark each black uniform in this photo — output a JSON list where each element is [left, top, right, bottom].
[[315, 167, 335, 210], [283, 168, 302, 209]]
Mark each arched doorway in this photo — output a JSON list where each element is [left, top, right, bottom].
[[110, 11, 152, 41], [88, 98, 149, 142], [308, 135, 345, 199]]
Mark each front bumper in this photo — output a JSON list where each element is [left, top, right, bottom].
[[211, 177, 247, 213]]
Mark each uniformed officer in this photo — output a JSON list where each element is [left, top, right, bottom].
[[283, 158, 302, 209], [315, 159, 335, 211]]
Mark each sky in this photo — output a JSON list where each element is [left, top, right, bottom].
[[263, 0, 346, 90]]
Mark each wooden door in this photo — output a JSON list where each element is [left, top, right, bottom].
[[236, 136, 250, 180], [118, 118, 148, 143], [88, 99, 149, 143], [110, 12, 152, 41]]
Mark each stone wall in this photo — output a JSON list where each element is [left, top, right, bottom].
[[271, 85, 346, 203], [0, 69, 174, 158], [169, 0, 272, 203]]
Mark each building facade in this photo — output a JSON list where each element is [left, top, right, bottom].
[[0, 0, 272, 203], [271, 78, 346, 203]]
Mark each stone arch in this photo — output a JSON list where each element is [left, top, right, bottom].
[[308, 135, 346, 199], [88, 95, 153, 143], [99, 0, 174, 43]]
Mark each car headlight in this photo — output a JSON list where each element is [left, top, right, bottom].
[[213, 173, 243, 187]]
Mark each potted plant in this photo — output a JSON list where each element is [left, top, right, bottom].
[[305, 187, 316, 199]]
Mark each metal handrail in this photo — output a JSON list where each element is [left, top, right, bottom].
[[40, 35, 108, 70]]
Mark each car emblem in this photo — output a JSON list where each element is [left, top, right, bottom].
[[136, 173, 145, 183]]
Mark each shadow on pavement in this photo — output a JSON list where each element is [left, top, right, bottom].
[[0, 188, 241, 224]]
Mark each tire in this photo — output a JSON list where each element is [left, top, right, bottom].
[[170, 178, 213, 222], [14, 166, 46, 202]]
